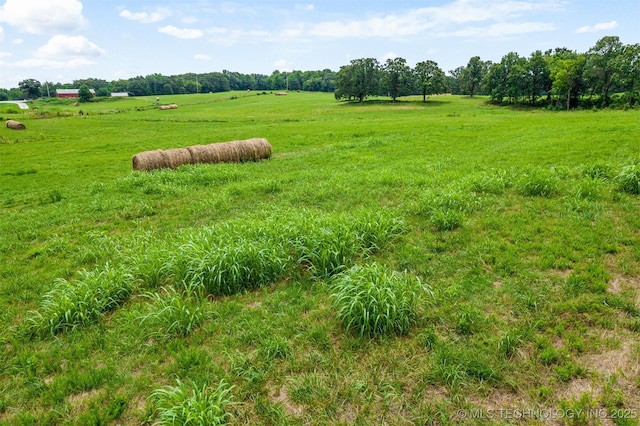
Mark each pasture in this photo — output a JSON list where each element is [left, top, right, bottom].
[[1, 91, 639, 425]]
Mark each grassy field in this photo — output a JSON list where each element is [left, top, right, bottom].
[[1, 91, 639, 425]]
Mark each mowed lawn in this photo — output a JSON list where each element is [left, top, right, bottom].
[[1, 92, 639, 425]]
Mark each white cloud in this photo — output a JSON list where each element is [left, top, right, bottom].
[[158, 25, 203, 39], [12, 38, 23, 45], [273, 58, 292, 72], [0, 51, 11, 58], [296, 4, 315, 11], [0, 0, 86, 35], [35, 35, 105, 58], [120, 8, 171, 24], [381, 52, 398, 62], [208, 28, 270, 45], [451, 22, 556, 38], [194, 54, 211, 60], [290, 0, 562, 39], [0, 26, 3, 41], [575, 20, 618, 34]]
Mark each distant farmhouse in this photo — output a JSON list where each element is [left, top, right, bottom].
[[56, 89, 97, 98], [110, 92, 130, 97]]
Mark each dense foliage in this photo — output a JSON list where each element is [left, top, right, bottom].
[[1, 69, 337, 100], [335, 36, 639, 109]]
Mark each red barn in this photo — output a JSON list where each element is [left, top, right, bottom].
[[55, 89, 96, 98]]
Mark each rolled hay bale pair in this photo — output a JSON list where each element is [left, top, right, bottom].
[[158, 104, 178, 110], [6, 120, 26, 130], [132, 138, 272, 171]]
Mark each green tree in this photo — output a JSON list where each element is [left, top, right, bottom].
[[448, 66, 465, 95], [382, 57, 413, 102], [461, 57, 488, 97], [551, 55, 586, 110], [18, 78, 42, 99], [585, 36, 624, 106], [127, 76, 151, 96], [78, 84, 93, 102], [525, 50, 551, 105], [617, 43, 640, 105], [335, 58, 381, 103], [414, 60, 447, 102]]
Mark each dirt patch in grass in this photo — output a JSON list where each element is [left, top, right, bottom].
[[608, 273, 639, 294], [269, 385, 304, 417], [580, 340, 637, 377], [68, 388, 101, 414]]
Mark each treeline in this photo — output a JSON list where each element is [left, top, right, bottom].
[[0, 69, 337, 100], [336, 36, 640, 109], [3, 36, 638, 110]]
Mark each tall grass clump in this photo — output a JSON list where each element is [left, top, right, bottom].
[[516, 168, 560, 197], [150, 379, 235, 426], [294, 210, 404, 278], [176, 236, 291, 296], [416, 188, 476, 231], [580, 163, 612, 180], [467, 169, 510, 194], [138, 287, 206, 338], [23, 264, 134, 338], [613, 164, 640, 195], [149, 209, 404, 294], [330, 263, 429, 338]]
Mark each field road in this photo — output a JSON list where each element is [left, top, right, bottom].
[[0, 100, 29, 109]]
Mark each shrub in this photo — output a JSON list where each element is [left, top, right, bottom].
[[150, 379, 234, 426], [614, 164, 640, 194], [330, 263, 428, 338]]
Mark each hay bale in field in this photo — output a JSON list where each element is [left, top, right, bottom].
[[132, 138, 272, 171], [132, 149, 165, 171], [6, 120, 26, 130], [161, 148, 193, 169], [159, 104, 178, 110], [186, 145, 213, 163]]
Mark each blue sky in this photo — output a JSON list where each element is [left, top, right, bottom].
[[0, 0, 638, 88]]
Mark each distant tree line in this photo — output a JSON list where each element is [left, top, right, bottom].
[[0, 69, 337, 101], [335, 36, 639, 109], [2, 36, 637, 110]]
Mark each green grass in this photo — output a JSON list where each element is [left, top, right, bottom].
[[150, 379, 235, 425], [1, 92, 639, 424], [330, 263, 428, 337]]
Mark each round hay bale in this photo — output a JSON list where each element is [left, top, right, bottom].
[[217, 141, 241, 163], [132, 139, 272, 171], [6, 120, 26, 130], [248, 138, 272, 159], [186, 145, 214, 163], [132, 150, 165, 171], [161, 148, 193, 169]]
